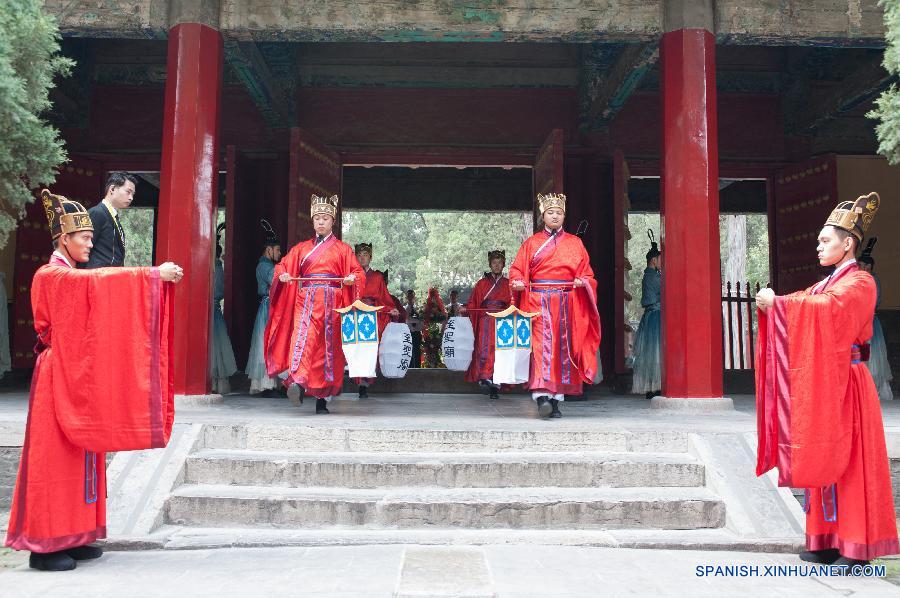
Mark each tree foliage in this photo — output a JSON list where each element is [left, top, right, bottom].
[[342, 210, 532, 302], [121, 207, 156, 267], [869, 0, 900, 164], [0, 0, 72, 249]]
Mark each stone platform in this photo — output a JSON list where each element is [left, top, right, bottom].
[[1, 390, 899, 554]]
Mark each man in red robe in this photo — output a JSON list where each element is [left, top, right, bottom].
[[264, 194, 365, 414], [461, 250, 511, 400], [756, 192, 898, 570], [509, 193, 601, 418], [353, 243, 399, 398], [6, 190, 182, 571]]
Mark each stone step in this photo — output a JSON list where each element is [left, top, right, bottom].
[[109, 526, 803, 553], [184, 449, 705, 489], [165, 485, 725, 530], [201, 424, 689, 453]]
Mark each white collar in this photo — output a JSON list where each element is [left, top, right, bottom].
[[102, 199, 118, 218], [52, 250, 73, 268], [832, 258, 857, 277]]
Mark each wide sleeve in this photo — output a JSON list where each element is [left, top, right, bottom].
[[755, 272, 876, 487], [256, 260, 274, 296], [508, 239, 532, 310], [572, 242, 601, 384], [214, 260, 225, 302], [467, 279, 484, 328], [264, 244, 303, 376], [340, 244, 366, 306], [641, 270, 660, 307], [43, 266, 174, 452]]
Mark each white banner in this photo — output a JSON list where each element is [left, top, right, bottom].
[[338, 302, 381, 378], [490, 307, 537, 385]]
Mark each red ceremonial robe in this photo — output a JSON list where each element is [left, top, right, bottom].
[[6, 253, 174, 552], [355, 267, 395, 384], [465, 273, 511, 383], [509, 229, 601, 394], [264, 235, 365, 398], [756, 261, 899, 560]]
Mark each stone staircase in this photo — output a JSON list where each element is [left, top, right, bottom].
[[160, 423, 727, 540]]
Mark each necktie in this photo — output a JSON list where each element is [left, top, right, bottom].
[[115, 214, 125, 247]]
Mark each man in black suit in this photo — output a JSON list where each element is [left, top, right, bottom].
[[84, 172, 137, 269]]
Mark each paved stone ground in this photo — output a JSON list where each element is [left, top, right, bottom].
[[0, 545, 898, 597], [2, 387, 899, 433]]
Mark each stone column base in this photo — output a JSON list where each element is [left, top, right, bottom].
[[650, 396, 734, 412], [175, 394, 224, 407]]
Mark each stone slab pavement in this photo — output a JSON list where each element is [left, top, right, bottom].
[[0, 545, 899, 598]]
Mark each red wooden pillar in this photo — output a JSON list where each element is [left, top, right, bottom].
[[659, 27, 725, 401], [156, 23, 223, 396]]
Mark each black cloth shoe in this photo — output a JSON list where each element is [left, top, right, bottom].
[[799, 549, 840, 564], [65, 545, 103, 560], [258, 389, 273, 398], [30, 551, 76, 571], [489, 388, 499, 400], [645, 391, 655, 400], [549, 399, 562, 418], [358, 386, 368, 399], [316, 398, 330, 414], [833, 556, 870, 574], [535, 396, 552, 417]]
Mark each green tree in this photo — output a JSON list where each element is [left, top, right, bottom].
[[121, 208, 155, 266], [0, 0, 72, 248], [343, 210, 531, 302], [869, 0, 900, 163]]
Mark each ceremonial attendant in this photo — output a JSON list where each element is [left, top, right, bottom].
[[631, 230, 662, 400], [354, 243, 399, 398], [423, 287, 447, 368], [405, 289, 422, 367], [858, 239, 894, 401], [83, 171, 136, 268], [247, 220, 283, 396], [461, 250, 511, 400], [447, 289, 463, 317], [386, 275, 407, 323], [755, 192, 899, 569], [264, 195, 364, 414], [509, 193, 601, 418], [6, 190, 182, 571], [210, 226, 238, 395]]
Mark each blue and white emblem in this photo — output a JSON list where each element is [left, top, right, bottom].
[[496, 316, 515, 348], [357, 312, 378, 343], [341, 312, 357, 343]]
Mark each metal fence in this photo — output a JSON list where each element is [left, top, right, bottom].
[[722, 281, 763, 370]]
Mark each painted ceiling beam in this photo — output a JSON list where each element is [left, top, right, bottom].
[[223, 40, 292, 128], [788, 55, 895, 134], [582, 43, 658, 130]]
